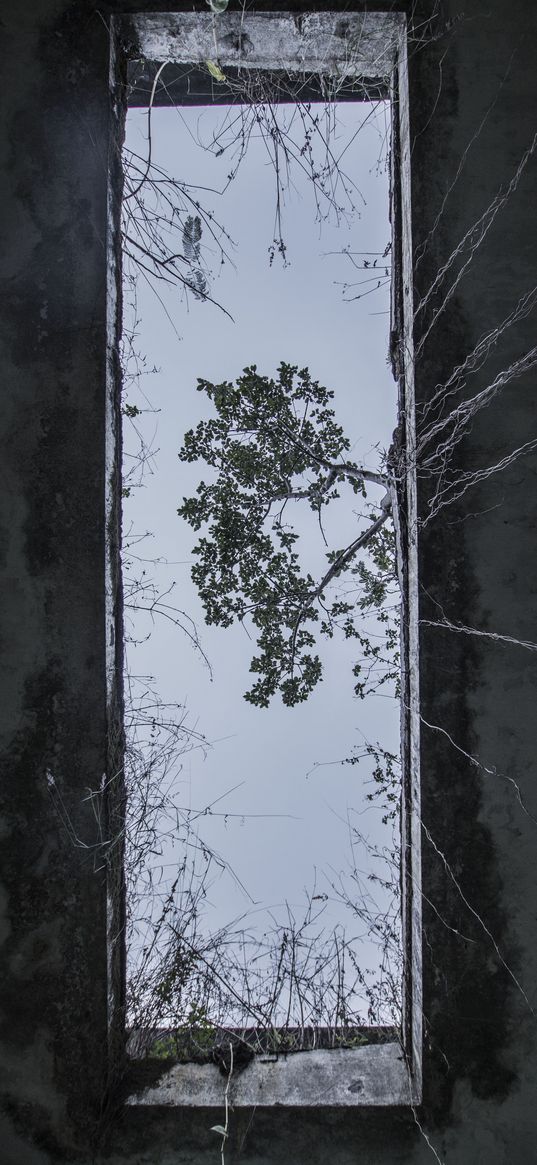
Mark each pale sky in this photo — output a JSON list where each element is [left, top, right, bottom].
[[123, 97, 400, 1024]]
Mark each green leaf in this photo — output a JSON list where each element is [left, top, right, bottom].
[[205, 60, 227, 82], [211, 1125, 228, 1137]]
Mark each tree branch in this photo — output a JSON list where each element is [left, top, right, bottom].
[[289, 504, 392, 672], [272, 462, 388, 503], [310, 505, 392, 605], [274, 413, 389, 489]]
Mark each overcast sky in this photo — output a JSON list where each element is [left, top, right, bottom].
[[123, 97, 400, 1020]]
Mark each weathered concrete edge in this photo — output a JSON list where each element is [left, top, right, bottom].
[[396, 17, 423, 1099], [127, 1044, 417, 1107], [105, 15, 128, 1095], [129, 11, 404, 75]]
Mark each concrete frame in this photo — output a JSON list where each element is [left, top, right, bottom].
[[120, 7, 421, 1111]]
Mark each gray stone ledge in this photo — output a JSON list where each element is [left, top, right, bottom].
[[129, 12, 404, 77], [127, 1043, 416, 1107]]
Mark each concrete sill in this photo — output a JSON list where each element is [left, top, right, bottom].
[[127, 1043, 417, 1107]]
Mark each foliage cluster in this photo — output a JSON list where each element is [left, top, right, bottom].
[[178, 362, 399, 707]]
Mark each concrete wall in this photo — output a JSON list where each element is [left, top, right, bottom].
[[1, 1, 537, 1162]]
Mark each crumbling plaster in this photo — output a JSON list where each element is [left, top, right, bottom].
[[1, 1, 537, 1162]]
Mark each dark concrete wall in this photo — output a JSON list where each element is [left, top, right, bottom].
[[1, 1, 537, 1162], [0, 3, 119, 1161]]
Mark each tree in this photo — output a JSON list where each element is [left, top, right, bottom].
[[178, 362, 400, 708]]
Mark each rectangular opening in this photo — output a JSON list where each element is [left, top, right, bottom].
[[112, 8, 421, 1107]]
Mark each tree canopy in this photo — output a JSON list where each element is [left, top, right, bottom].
[[178, 363, 399, 707]]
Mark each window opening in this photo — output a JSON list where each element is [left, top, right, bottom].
[[118, 9, 419, 1108]]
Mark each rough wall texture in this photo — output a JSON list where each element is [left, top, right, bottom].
[[1, 1, 537, 1163]]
